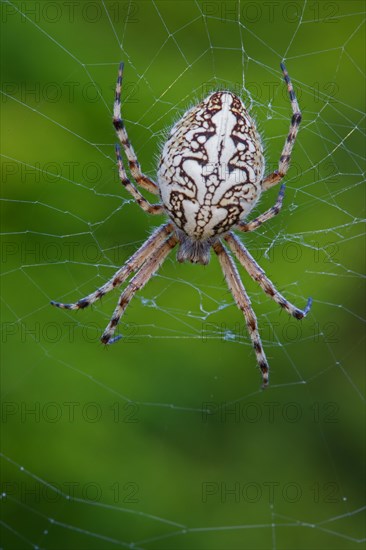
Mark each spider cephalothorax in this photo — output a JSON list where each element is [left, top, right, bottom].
[[51, 62, 312, 388]]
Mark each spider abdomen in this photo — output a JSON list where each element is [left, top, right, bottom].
[[158, 91, 264, 242]]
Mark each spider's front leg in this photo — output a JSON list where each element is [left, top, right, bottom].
[[262, 63, 302, 191], [112, 64, 164, 214], [113, 62, 160, 196]]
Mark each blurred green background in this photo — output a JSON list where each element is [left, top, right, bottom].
[[1, 1, 365, 549]]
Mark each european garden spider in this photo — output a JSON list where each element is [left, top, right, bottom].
[[51, 62, 312, 388]]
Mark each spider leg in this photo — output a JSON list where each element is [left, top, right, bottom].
[[115, 144, 164, 215], [224, 232, 312, 319], [262, 63, 302, 191], [101, 234, 178, 344], [237, 184, 285, 232], [213, 240, 269, 388], [51, 223, 174, 310], [113, 62, 160, 196]]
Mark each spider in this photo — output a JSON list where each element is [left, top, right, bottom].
[[51, 62, 312, 388]]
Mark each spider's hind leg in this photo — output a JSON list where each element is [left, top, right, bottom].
[[213, 240, 270, 388], [100, 234, 178, 345], [50, 223, 174, 311], [225, 232, 312, 320]]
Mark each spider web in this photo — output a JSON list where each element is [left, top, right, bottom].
[[1, 0, 365, 548]]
